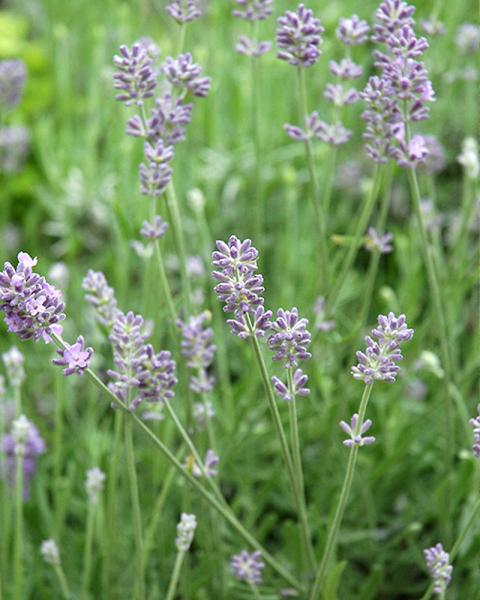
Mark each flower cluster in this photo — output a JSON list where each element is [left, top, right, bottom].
[[421, 135, 445, 175], [469, 405, 480, 458], [53, 336, 93, 376], [82, 270, 119, 328], [352, 313, 414, 384], [0, 253, 65, 343], [2, 346, 25, 388], [0, 59, 26, 109], [231, 550, 265, 585], [177, 311, 216, 393], [233, 0, 273, 21], [113, 44, 157, 106], [166, 0, 201, 24], [423, 543, 453, 595], [193, 400, 215, 430], [40, 540, 60, 567], [175, 513, 197, 552], [192, 449, 219, 478], [235, 36, 272, 58], [85, 467, 106, 505], [276, 4, 324, 68], [339, 414, 376, 447], [162, 53, 211, 98], [2, 415, 46, 498], [365, 227, 393, 254], [140, 215, 169, 239], [108, 311, 177, 411], [272, 368, 309, 402], [212, 236, 271, 339], [336, 15, 370, 46], [363, 0, 435, 168]]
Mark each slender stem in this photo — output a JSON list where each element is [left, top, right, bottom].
[[248, 580, 262, 600], [248, 318, 316, 573], [178, 23, 186, 55], [50, 334, 303, 592], [13, 386, 21, 416], [81, 502, 95, 599], [420, 496, 480, 600], [328, 166, 383, 313], [322, 147, 337, 219], [0, 409, 9, 591], [250, 20, 263, 242], [166, 182, 193, 315], [297, 67, 329, 290], [13, 453, 23, 600], [54, 371, 64, 536], [310, 385, 373, 600], [125, 416, 145, 600], [105, 409, 122, 596], [54, 563, 71, 599], [165, 551, 185, 600]]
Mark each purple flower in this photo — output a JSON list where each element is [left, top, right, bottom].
[[339, 414, 376, 447], [166, 0, 201, 24], [390, 132, 428, 169], [276, 4, 324, 68], [193, 401, 215, 430], [272, 368, 309, 402], [233, 0, 273, 21], [82, 270, 119, 328], [284, 111, 323, 142], [144, 140, 174, 164], [53, 336, 93, 376], [0, 126, 30, 173], [177, 311, 216, 393], [352, 312, 414, 385], [316, 121, 352, 146], [139, 161, 172, 196], [372, 0, 415, 44], [329, 58, 363, 80], [336, 15, 370, 46], [146, 94, 193, 146], [231, 550, 265, 585], [212, 237, 271, 338], [423, 543, 453, 595], [420, 19, 446, 37], [2, 415, 46, 499], [140, 215, 169, 239], [0, 252, 65, 343], [420, 135, 445, 175], [135, 346, 177, 409], [313, 296, 336, 332], [191, 448, 219, 478], [365, 227, 393, 254], [0, 59, 26, 108], [455, 23, 480, 54], [268, 307, 311, 368], [235, 36, 272, 57], [113, 43, 157, 106], [2, 346, 25, 388], [324, 83, 359, 107], [469, 405, 480, 458], [162, 53, 211, 98]]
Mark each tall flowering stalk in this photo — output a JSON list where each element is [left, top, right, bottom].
[[40, 540, 71, 599], [81, 468, 106, 598], [277, 4, 329, 288], [234, 0, 273, 241], [0, 253, 302, 592], [165, 513, 197, 600], [310, 313, 414, 599], [212, 236, 316, 572]]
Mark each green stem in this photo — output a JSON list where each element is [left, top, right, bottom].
[[310, 384, 373, 600], [13, 386, 21, 416], [328, 166, 383, 313], [297, 67, 329, 290], [248, 318, 316, 574], [166, 182, 193, 315], [322, 147, 337, 219], [54, 563, 71, 599], [420, 496, 480, 600], [81, 502, 95, 599], [54, 371, 64, 536], [250, 20, 263, 242], [50, 333, 303, 592], [178, 23, 186, 54], [165, 551, 185, 600], [13, 453, 23, 600], [248, 580, 262, 600], [125, 417, 145, 600]]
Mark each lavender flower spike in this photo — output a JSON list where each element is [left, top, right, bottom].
[[339, 414, 376, 447], [113, 43, 157, 106], [469, 404, 480, 458], [233, 0, 273, 21], [177, 311, 216, 393], [2, 346, 25, 388], [268, 307, 312, 368], [176, 513, 197, 552], [0, 59, 26, 108], [352, 312, 414, 384], [82, 270, 119, 328], [336, 15, 370, 46], [40, 539, 60, 567], [140, 215, 169, 240], [53, 336, 93, 376], [365, 227, 393, 254], [0, 252, 65, 343], [423, 543, 453, 595], [276, 4, 324, 68], [236, 36, 272, 58], [272, 368, 310, 402], [231, 550, 265, 584], [162, 53, 211, 98], [166, 0, 201, 24]]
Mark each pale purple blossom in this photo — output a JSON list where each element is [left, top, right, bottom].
[[372, 0, 415, 44], [336, 15, 370, 46], [192, 449, 219, 478], [82, 270, 119, 328], [420, 19, 446, 37], [140, 215, 169, 239], [276, 4, 324, 68], [390, 132, 428, 168], [272, 368, 309, 402], [469, 405, 480, 458], [139, 160, 172, 196], [0, 126, 30, 173], [352, 312, 414, 384], [339, 414, 376, 447], [166, 0, 201, 23], [235, 36, 272, 57], [420, 135, 445, 175], [146, 94, 193, 146], [231, 550, 265, 585], [423, 543, 453, 595], [365, 227, 393, 254], [329, 58, 363, 80], [177, 312, 216, 393], [316, 121, 352, 146], [113, 43, 157, 106], [0, 252, 65, 343], [2, 346, 25, 388], [233, 0, 273, 21], [268, 307, 311, 368], [53, 336, 93, 376], [324, 83, 360, 106], [455, 23, 480, 54], [0, 59, 26, 108], [162, 53, 211, 98], [193, 401, 215, 430]]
